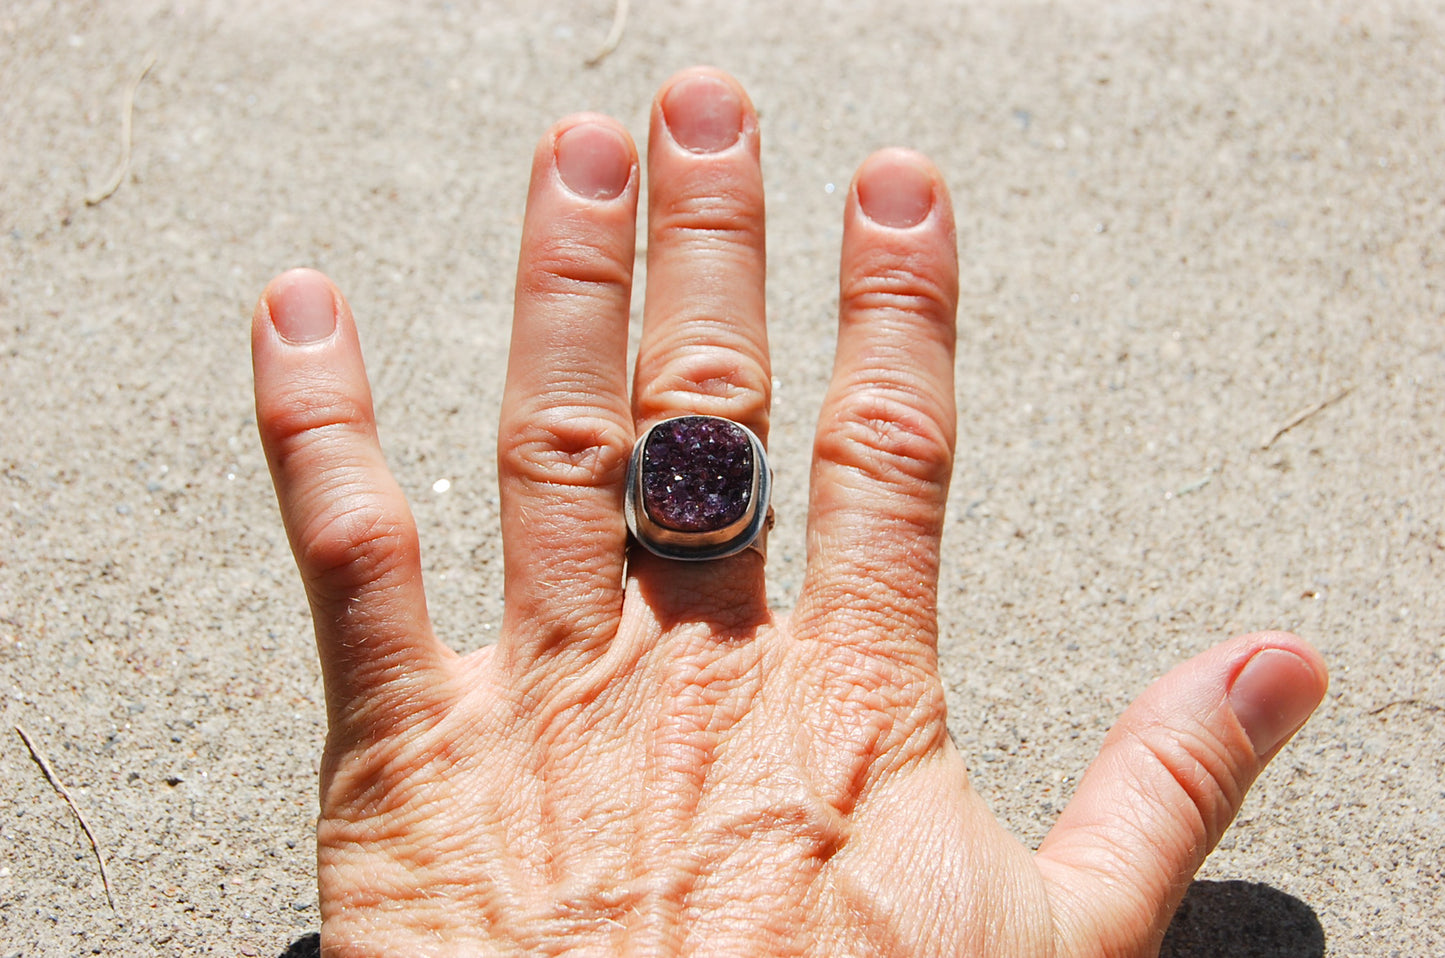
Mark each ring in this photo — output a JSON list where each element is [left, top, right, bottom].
[[625, 415, 773, 562]]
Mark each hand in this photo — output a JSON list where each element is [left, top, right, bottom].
[[251, 67, 1328, 957]]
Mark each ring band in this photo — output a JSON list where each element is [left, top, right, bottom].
[[625, 415, 773, 562]]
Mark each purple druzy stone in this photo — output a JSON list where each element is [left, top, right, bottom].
[[641, 417, 754, 532]]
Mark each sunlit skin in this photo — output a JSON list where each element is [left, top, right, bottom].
[[251, 67, 1328, 958]]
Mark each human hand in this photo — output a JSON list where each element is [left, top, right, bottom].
[[251, 67, 1328, 957]]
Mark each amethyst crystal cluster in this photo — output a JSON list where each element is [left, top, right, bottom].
[[641, 416, 754, 532]]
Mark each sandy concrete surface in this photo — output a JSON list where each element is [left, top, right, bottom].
[[3, 0, 1442, 954]]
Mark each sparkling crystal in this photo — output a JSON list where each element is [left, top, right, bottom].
[[641, 417, 753, 532]]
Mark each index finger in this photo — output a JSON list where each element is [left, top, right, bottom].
[[252, 269, 449, 726]]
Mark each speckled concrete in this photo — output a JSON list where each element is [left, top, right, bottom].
[[2, 1, 1441, 954]]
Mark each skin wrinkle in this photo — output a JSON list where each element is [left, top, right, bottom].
[[1037, 797, 1186, 958], [322, 863, 521, 958], [498, 412, 633, 489], [832, 347, 953, 403], [828, 771, 964, 956], [310, 625, 443, 730], [643, 314, 773, 356], [518, 224, 636, 302], [296, 498, 419, 600], [510, 609, 654, 706], [289, 466, 407, 545], [797, 701, 889, 819], [832, 854, 919, 956], [813, 398, 954, 491], [839, 253, 957, 320], [501, 532, 627, 654], [503, 545, 622, 617], [632, 325, 772, 429], [509, 353, 631, 403], [676, 802, 837, 956], [1118, 722, 1241, 853], [638, 717, 727, 944], [319, 848, 517, 941], [1043, 860, 1158, 958], [507, 579, 624, 656], [544, 633, 730, 877], [531, 629, 772, 950], [830, 335, 955, 405], [635, 345, 771, 407], [802, 528, 944, 616], [660, 648, 899, 954], [315, 580, 424, 649], [798, 553, 942, 642], [508, 342, 630, 391], [646, 246, 765, 312], [803, 658, 947, 810], [837, 295, 954, 353], [323, 711, 474, 820], [290, 455, 400, 509], [648, 228, 766, 285], [635, 566, 770, 633], [261, 392, 382, 469], [321, 642, 444, 734], [649, 179, 766, 247]]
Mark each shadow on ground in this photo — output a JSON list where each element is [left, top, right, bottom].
[[277, 880, 1323, 957], [1162, 880, 1325, 957], [279, 934, 319, 958]]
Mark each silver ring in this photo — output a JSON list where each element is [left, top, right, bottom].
[[625, 415, 773, 562]]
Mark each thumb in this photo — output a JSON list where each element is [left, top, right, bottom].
[[1035, 632, 1328, 957]]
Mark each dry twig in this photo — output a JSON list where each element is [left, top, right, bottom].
[[15, 725, 117, 912], [585, 0, 630, 67], [85, 51, 157, 206], [1259, 386, 1352, 450], [1368, 699, 1442, 717]]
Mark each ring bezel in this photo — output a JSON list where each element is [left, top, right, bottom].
[[624, 416, 772, 562]]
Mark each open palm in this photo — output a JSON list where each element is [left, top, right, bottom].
[[252, 68, 1327, 957]]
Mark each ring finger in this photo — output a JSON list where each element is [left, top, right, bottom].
[[631, 68, 771, 600]]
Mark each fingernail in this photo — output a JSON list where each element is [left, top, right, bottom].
[[267, 271, 337, 344], [555, 122, 632, 200], [661, 73, 743, 153], [1228, 648, 1324, 755], [857, 154, 935, 228]]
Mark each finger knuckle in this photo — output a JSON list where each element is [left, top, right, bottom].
[[651, 184, 765, 252], [635, 344, 770, 427], [816, 388, 953, 490], [1126, 722, 1245, 846], [520, 235, 633, 306], [297, 491, 421, 600], [499, 409, 633, 489], [841, 263, 956, 329], [259, 386, 375, 467]]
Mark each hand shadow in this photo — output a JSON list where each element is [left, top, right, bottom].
[[278, 934, 318, 958], [278, 879, 1324, 957], [1161, 880, 1325, 958]]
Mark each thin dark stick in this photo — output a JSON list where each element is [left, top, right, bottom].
[[1368, 699, 1442, 717], [15, 725, 117, 912]]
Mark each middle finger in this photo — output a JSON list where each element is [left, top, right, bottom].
[[630, 69, 771, 602], [634, 67, 770, 442]]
